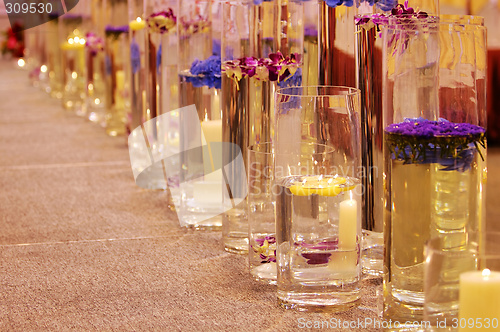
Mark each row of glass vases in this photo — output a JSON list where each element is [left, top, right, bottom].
[[21, 0, 489, 325]]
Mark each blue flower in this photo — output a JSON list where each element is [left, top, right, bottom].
[[156, 44, 162, 74], [212, 39, 221, 56], [130, 40, 141, 75], [376, 0, 397, 11], [278, 68, 302, 88], [324, 0, 353, 7], [187, 55, 221, 89]]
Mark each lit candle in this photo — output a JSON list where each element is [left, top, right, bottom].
[[338, 199, 357, 251], [129, 17, 146, 31], [459, 269, 500, 331]]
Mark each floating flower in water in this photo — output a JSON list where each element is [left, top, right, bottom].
[[385, 118, 486, 170], [147, 9, 177, 34], [183, 55, 221, 89], [355, 0, 429, 34], [297, 240, 339, 265], [223, 52, 301, 88], [253, 235, 276, 264], [180, 16, 210, 34], [321, 0, 395, 8], [105, 25, 129, 40], [85, 32, 104, 56]]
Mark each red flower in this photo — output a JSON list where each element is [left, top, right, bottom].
[[6, 36, 17, 50]]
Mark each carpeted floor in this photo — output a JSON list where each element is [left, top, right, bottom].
[[0, 59, 499, 331]]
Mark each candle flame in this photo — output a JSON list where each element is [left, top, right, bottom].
[[482, 268, 491, 277], [136, 17, 142, 23]]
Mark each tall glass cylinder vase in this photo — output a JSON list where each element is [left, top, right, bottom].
[[45, 1, 65, 98], [381, 18, 487, 323], [60, 25, 86, 115], [104, 25, 131, 136], [175, 0, 223, 229], [85, 33, 106, 125], [354, 0, 439, 276], [127, 0, 147, 134], [26, 24, 44, 87], [303, 0, 318, 86], [60, 11, 91, 115], [318, 0, 357, 86], [85, 0, 107, 125], [133, 2, 179, 193], [221, 0, 305, 254]]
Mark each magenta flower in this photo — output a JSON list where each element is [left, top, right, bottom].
[[222, 51, 301, 87], [148, 9, 177, 33]]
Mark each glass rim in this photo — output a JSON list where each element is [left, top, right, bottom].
[[354, 13, 484, 25], [248, 142, 336, 156], [425, 232, 500, 259], [384, 16, 486, 31], [275, 85, 360, 98]]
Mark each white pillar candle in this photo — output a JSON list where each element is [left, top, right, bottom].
[[339, 199, 357, 251], [201, 119, 222, 182], [193, 180, 223, 204], [459, 269, 500, 331]]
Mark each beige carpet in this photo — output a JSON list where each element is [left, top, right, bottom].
[[0, 59, 499, 331]]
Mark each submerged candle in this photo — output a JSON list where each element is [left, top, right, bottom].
[[459, 269, 500, 331]]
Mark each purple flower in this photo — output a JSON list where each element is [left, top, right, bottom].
[[304, 24, 318, 38], [298, 240, 339, 265], [253, 235, 277, 264], [105, 25, 129, 39], [385, 118, 486, 170], [85, 32, 104, 56], [222, 52, 301, 85], [147, 9, 177, 33], [185, 55, 221, 89], [130, 40, 141, 75]]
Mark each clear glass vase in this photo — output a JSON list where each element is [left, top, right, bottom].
[[45, 8, 64, 98], [85, 39, 106, 126], [221, 0, 305, 254], [130, 1, 180, 192], [85, 0, 107, 126], [60, 6, 92, 115], [174, 0, 223, 230], [60, 20, 87, 115], [274, 87, 362, 312], [127, 0, 147, 135], [381, 17, 487, 323], [354, 0, 439, 277], [318, 1, 357, 86], [104, 24, 131, 136]]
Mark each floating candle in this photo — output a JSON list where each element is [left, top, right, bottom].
[[129, 17, 146, 31], [459, 269, 500, 331]]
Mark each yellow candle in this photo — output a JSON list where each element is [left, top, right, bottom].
[[339, 199, 357, 251], [116, 70, 125, 90], [129, 17, 146, 31], [459, 269, 500, 331]]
